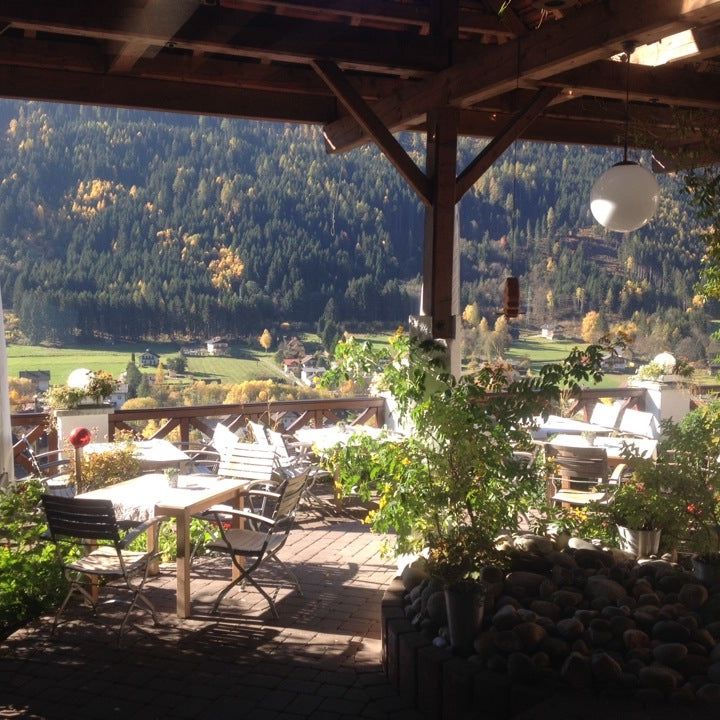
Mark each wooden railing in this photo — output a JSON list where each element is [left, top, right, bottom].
[[10, 397, 386, 473], [13, 383, 717, 476], [566, 387, 646, 421], [108, 396, 386, 444]]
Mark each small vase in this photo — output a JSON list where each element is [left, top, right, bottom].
[[444, 582, 485, 656], [616, 525, 661, 557]]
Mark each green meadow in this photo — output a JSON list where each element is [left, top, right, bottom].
[[6, 332, 637, 390], [7, 342, 285, 385]]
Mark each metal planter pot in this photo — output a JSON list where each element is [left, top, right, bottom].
[[616, 525, 661, 557], [444, 584, 485, 655], [692, 555, 720, 586]]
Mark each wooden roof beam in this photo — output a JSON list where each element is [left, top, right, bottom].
[[452, 109, 650, 148], [0, 1, 452, 76], [323, 0, 720, 152], [0, 64, 336, 124], [311, 59, 431, 204], [108, 0, 199, 74], [455, 86, 561, 200], [219, 0, 518, 38], [541, 59, 720, 111]]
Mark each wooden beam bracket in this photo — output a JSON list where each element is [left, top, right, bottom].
[[311, 58, 431, 204], [455, 86, 561, 200]]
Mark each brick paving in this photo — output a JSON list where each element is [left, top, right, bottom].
[[0, 511, 421, 720]]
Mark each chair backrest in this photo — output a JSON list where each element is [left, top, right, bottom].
[[589, 401, 624, 430], [212, 422, 241, 459], [274, 470, 308, 526], [618, 409, 660, 439], [218, 442, 277, 484], [247, 420, 271, 445], [548, 445, 610, 483], [41, 495, 120, 543], [266, 429, 292, 459]]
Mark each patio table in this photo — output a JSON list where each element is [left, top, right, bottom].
[[294, 424, 390, 452], [531, 414, 609, 440], [84, 438, 192, 472], [548, 433, 658, 462], [78, 473, 248, 618]]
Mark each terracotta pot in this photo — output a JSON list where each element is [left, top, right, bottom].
[[616, 525, 661, 557]]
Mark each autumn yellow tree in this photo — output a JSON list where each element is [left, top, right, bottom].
[[461, 302, 480, 327], [581, 310, 608, 344], [258, 328, 273, 351]]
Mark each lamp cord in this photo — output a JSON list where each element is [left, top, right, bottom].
[[623, 49, 630, 163]]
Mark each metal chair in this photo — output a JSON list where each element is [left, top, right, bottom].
[[41, 494, 164, 643], [546, 444, 629, 506], [206, 469, 309, 618]]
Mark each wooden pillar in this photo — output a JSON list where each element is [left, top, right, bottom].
[[422, 107, 461, 374]]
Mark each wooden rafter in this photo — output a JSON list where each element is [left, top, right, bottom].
[[220, 0, 518, 37], [455, 86, 561, 200], [0, 1, 456, 76], [0, 64, 336, 124], [311, 59, 430, 204], [322, 0, 720, 152]]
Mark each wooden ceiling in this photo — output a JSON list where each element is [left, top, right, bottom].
[[0, 0, 719, 165]]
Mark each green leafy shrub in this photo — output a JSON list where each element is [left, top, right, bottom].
[[0, 479, 66, 639], [322, 332, 605, 581]]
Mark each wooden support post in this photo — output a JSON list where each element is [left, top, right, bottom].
[[423, 107, 459, 342]]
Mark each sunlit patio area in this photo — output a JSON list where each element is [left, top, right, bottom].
[[0, 510, 422, 720]]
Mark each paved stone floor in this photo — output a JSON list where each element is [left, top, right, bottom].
[[0, 512, 422, 720]]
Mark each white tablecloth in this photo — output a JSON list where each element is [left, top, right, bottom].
[[548, 433, 657, 460], [531, 415, 610, 440], [77, 473, 223, 522], [84, 438, 190, 468], [294, 425, 390, 452]]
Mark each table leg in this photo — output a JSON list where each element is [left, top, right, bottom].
[[147, 522, 160, 576], [175, 512, 191, 618], [230, 488, 244, 581]]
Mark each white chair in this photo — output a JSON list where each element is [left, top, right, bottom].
[[618, 409, 660, 439], [247, 420, 271, 446], [589, 401, 624, 431]]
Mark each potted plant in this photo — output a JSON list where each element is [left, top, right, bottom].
[[590, 473, 678, 557], [657, 401, 720, 583], [322, 332, 607, 650]]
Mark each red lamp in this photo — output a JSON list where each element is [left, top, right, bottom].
[[69, 427, 92, 448], [68, 427, 91, 492]]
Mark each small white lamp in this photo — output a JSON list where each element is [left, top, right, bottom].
[[590, 42, 659, 233]]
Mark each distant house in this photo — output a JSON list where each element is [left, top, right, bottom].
[[140, 349, 160, 367], [206, 338, 229, 356], [19, 370, 51, 393], [282, 358, 302, 377], [109, 382, 129, 409], [540, 326, 555, 340], [300, 356, 326, 386]]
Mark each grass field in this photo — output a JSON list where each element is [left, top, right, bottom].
[[7, 342, 285, 385], [7, 331, 640, 390]]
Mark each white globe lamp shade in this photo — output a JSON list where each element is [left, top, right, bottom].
[[590, 161, 660, 233]]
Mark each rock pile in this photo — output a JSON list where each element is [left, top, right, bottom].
[[401, 535, 720, 704]]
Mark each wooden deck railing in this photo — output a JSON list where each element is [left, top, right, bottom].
[[10, 397, 386, 473], [11, 383, 719, 476]]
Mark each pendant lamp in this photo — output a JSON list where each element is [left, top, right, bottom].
[[590, 42, 659, 233]]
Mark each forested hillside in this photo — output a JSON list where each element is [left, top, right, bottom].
[[0, 100, 708, 343]]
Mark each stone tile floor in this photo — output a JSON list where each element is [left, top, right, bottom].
[[0, 511, 422, 720]]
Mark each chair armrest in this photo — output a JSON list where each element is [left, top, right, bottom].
[[610, 463, 630, 481], [119, 515, 168, 548], [245, 489, 281, 500], [210, 507, 275, 527]]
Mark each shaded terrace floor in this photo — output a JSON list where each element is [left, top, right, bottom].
[[0, 511, 421, 720]]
